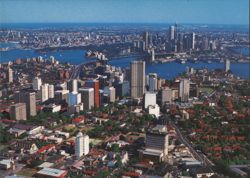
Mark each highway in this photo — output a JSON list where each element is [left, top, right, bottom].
[[170, 121, 214, 167], [69, 59, 98, 79]]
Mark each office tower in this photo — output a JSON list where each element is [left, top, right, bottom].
[[145, 125, 169, 156], [144, 92, 157, 109], [161, 87, 172, 105], [103, 86, 116, 102], [7, 68, 13, 83], [169, 25, 176, 41], [177, 33, 184, 52], [10, 103, 27, 120], [82, 134, 89, 155], [150, 48, 155, 62], [148, 73, 158, 92], [115, 81, 130, 98], [79, 88, 94, 110], [202, 37, 209, 50], [48, 84, 54, 98], [86, 79, 100, 108], [67, 92, 81, 106], [14, 91, 37, 117], [40, 83, 49, 102], [143, 31, 149, 50], [130, 61, 145, 98], [225, 59, 230, 72], [55, 90, 69, 103], [32, 77, 42, 91], [75, 132, 84, 158], [189, 32, 196, 49], [67, 79, 78, 92], [179, 79, 190, 102]]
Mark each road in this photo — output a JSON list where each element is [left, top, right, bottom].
[[170, 121, 214, 167], [69, 59, 98, 79]]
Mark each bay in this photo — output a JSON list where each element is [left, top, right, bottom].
[[0, 48, 249, 79]]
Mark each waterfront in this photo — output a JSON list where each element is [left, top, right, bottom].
[[0, 48, 249, 79]]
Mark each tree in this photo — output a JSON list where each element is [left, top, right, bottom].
[[111, 143, 120, 153]]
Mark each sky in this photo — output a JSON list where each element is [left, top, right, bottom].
[[0, 0, 249, 25]]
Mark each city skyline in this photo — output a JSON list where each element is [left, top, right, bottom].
[[1, 0, 249, 25]]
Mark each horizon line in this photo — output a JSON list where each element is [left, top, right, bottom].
[[0, 22, 249, 26]]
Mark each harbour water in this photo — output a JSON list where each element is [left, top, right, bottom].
[[0, 48, 249, 79]]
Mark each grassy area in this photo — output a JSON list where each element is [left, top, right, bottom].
[[199, 87, 214, 94], [90, 138, 103, 146]]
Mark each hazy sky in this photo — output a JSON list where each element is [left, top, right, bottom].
[[1, 0, 249, 24]]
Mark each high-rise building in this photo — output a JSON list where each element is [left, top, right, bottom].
[[78, 88, 94, 110], [67, 92, 81, 106], [130, 61, 145, 98], [10, 103, 27, 120], [143, 32, 149, 50], [190, 32, 196, 49], [139, 125, 169, 163], [67, 79, 78, 92], [82, 134, 89, 155], [86, 79, 100, 108], [115, 81, 130, 98], [225, 59, 230, 72], [161, 87, 172, 105], [144, 92, 157, 109], [103, 86, 116, 103], [145, 125, 168, 156], [55, 90, 69, 103], [150, 48, 155, 62], [7, 68, 13, 83], [32, 77, 42, 91], [169, 25, 176, 41], [75, 132, 83, 158], [179, 79, 190, 102], [14, 91, 37, 117], [148, 73, 158, 92], [41, 83, 49, 102], [75, 132, 89, 158], [48, 84, 55, 99]]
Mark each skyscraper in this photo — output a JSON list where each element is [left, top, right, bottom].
[[130, 60, 145, 98], [32, 77, 42, 91], [143, 31, 149, 50], [225, 59, 231, 72], [150, 48, 155, 62], [148, 73, 158, 92], [161, 87, 172, 105], [10, 103, 27, 120], [67, 79, 78, 92], [144, 92, 157, 109], [14, 91, 37, 117], [145, 125, 169, 156], [86, 79, 100, 108], [41, 83, 49, 102], [75, 132, 89, 158], [169, 25, 176, 41], [79, 88, 94, 110], [179, 79, 190, 102], [48, 84, 55, 99], [67, 92, 81, 106], [7, 68, 13, 83], [82, 134, 89, 155], [190, 32, 196, 49], [75, 132, 84, 158]]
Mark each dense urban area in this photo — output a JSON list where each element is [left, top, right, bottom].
[[0, 23, 249, 178]]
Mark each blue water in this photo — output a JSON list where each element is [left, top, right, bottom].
[[231, 47, 250, 56], [0, 48, 249, 79]]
